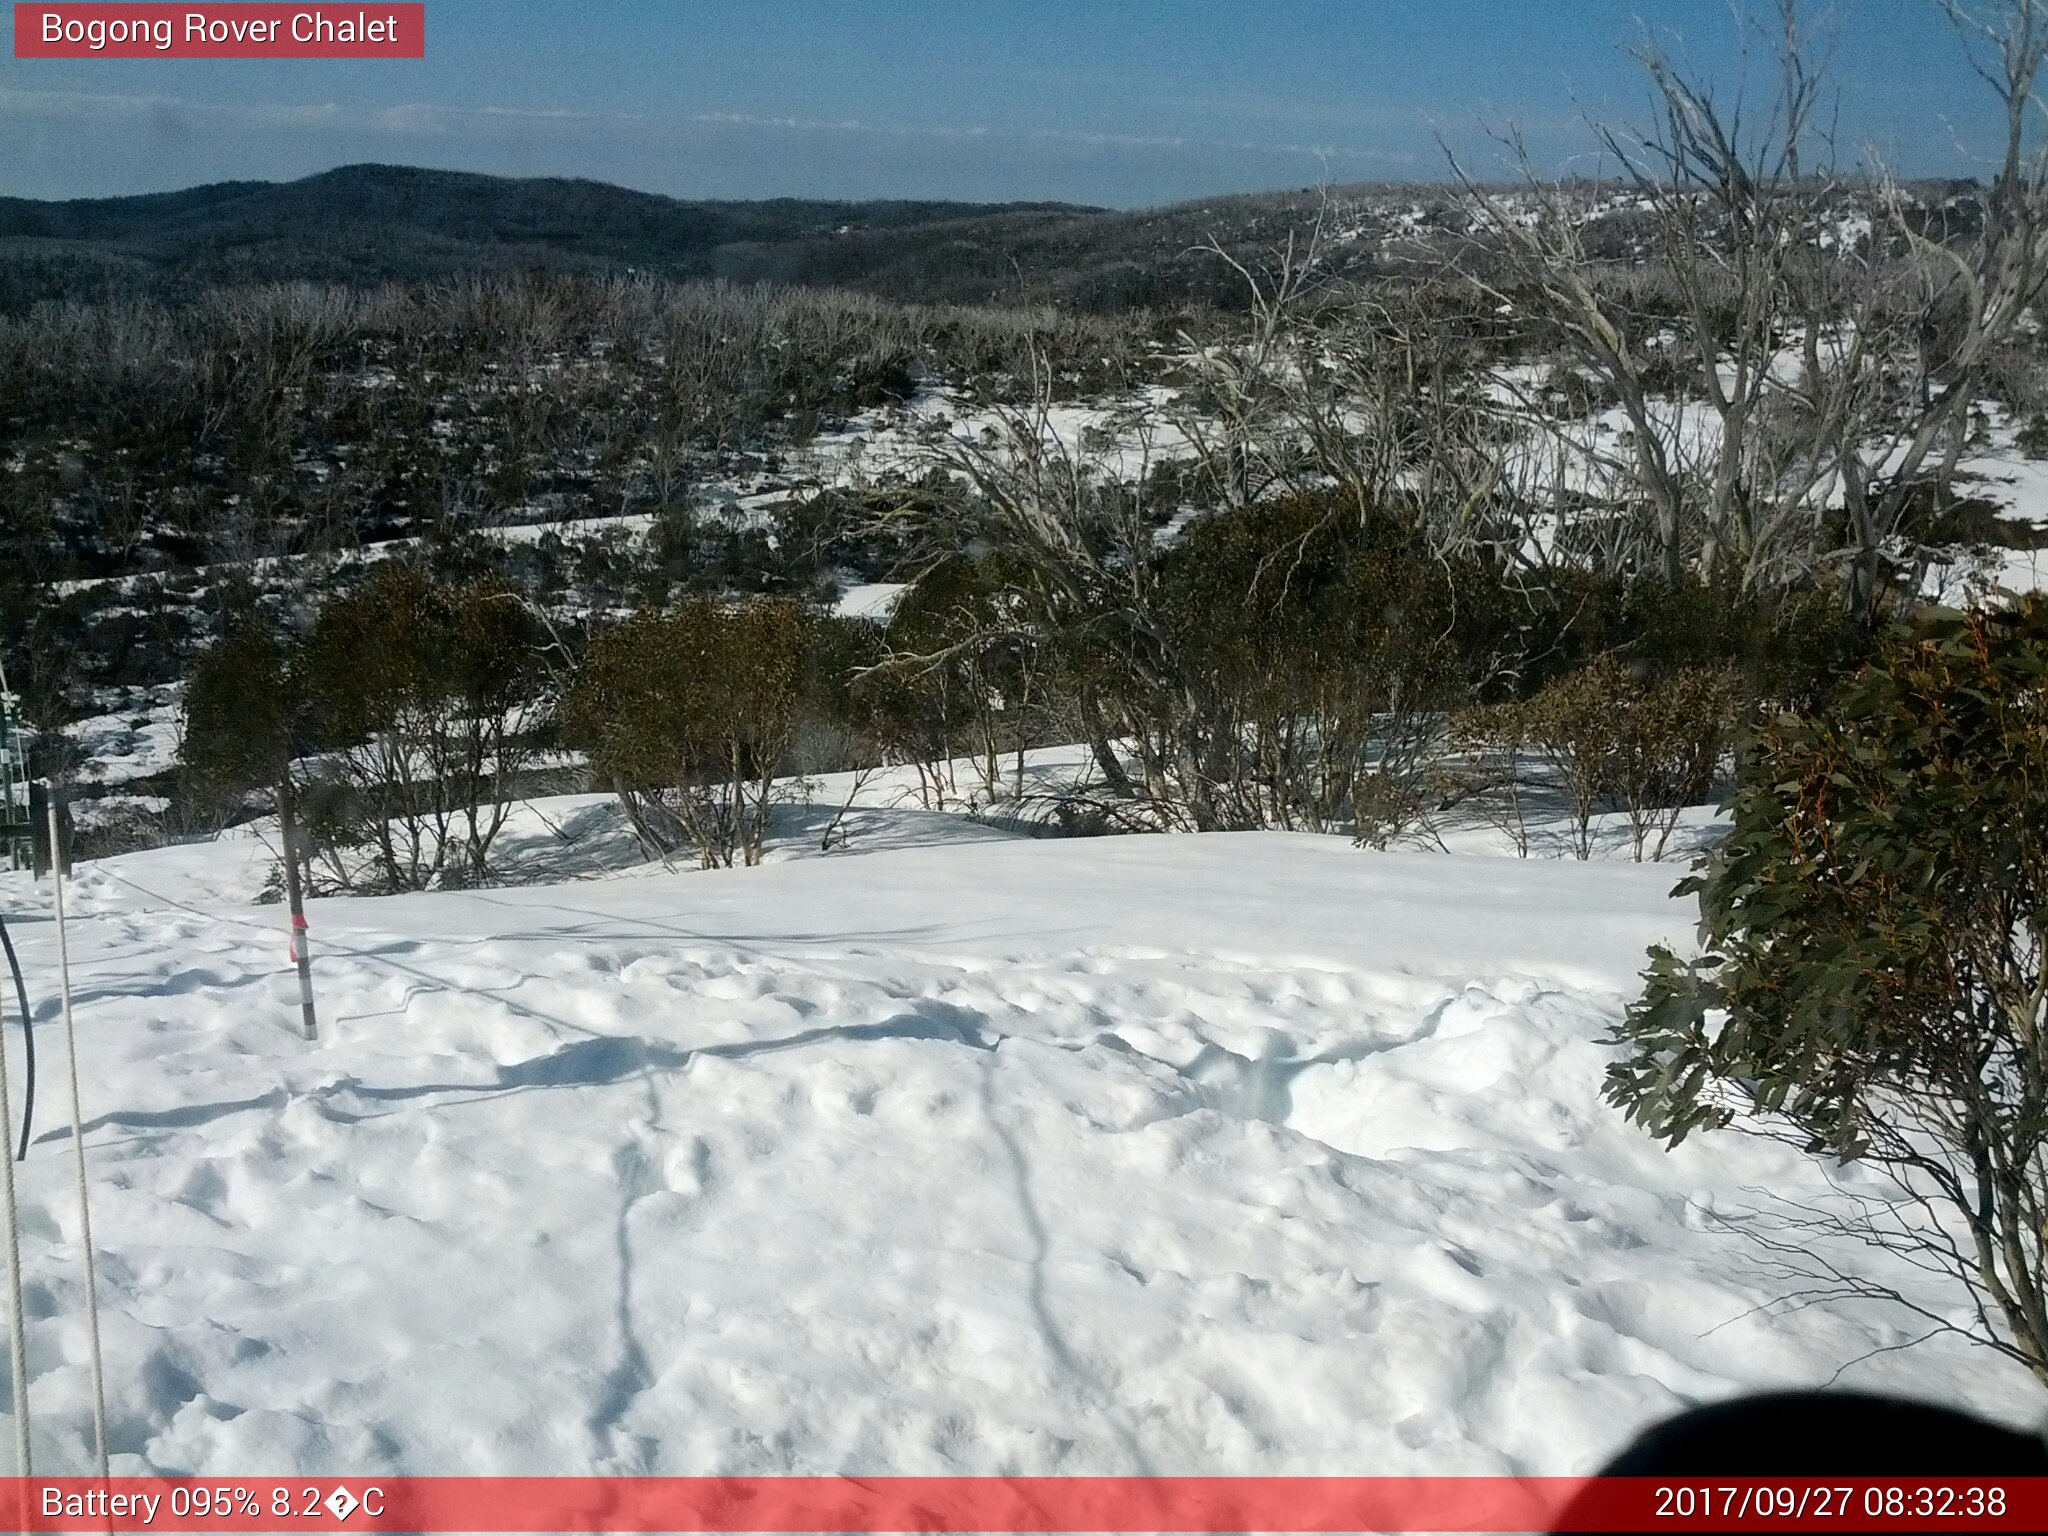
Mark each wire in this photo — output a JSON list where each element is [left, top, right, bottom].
[[2, 655, 40, 1160], [0, 659, 31, 1481], [46, 797, 108, 1481], [0, 911, 27, 1478], [0, 912, 36, 1162]]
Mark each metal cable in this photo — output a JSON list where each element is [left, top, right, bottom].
[[0, 909, 29, 1479], [0, 911, 36, 1161]]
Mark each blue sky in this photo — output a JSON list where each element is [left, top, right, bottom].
[[0, 1, 2009, 206]]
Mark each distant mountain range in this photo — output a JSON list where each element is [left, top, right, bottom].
[[0, 162, 1441, 313]]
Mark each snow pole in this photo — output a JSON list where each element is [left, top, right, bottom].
[[275, 773, 318, 1042], [46, 791, 109, 1481]]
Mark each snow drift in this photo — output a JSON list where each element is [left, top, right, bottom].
[[0, 824, 2039, 1478]]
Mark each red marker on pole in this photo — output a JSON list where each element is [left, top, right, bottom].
[[274, 774, 318, 1041]]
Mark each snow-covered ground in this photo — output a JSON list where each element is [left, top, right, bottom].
[[64, 686, 182, 791], [832, 583, 908, 623], [0, 807, 2040, 1479], [801, 384, 1197, 490]]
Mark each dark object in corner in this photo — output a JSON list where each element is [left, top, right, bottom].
[[1553, 1391, 2048, 1533]]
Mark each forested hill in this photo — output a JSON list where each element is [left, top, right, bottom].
[[0, 162, 1457, 313], [0, 163, 1104, 306]]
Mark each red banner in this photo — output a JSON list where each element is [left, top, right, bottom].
[[4, 1476, 2047, 1532], [13, 4, 424, 58]]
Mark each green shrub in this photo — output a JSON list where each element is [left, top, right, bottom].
[[2018, 414, 2048, 461], [1516, 570, 1869, 715], [179, 617, 293, 801], [1450, 652, 1739, 861], [565, 597, 813, 868], [296, 566, 544, 889], [1610, 598, 2048, 1384], [1156, 497, 1497, 839]]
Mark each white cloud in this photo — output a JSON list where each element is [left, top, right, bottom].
[[0, 86, 1412, 168]]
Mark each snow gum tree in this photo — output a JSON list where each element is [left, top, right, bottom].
[[1455, 0, 2048, 618], [1610, 597, 2048, 1383]]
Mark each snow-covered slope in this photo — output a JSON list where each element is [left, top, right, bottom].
[[0, 827, 2040, 1478]]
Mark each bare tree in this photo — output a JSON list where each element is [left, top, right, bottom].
[[1168, 217, 1509, 563], [1453, 0, 2048, 616], [888, 348, 1206, 823], [1827, 0, 2048, 613]]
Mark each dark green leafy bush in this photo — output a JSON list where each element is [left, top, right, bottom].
[[1610, 598, 2048, 1383], [296, 565, 545, 889], [564, 597, 813, 868]]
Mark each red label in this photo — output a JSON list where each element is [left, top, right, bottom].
[[13, 4, 424, 58], [2, 1476, 2046, 1532]]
